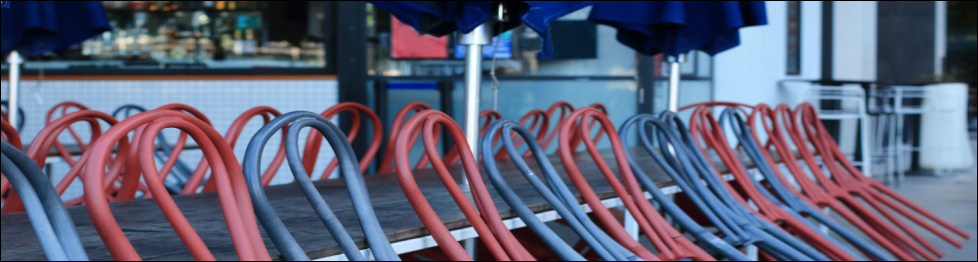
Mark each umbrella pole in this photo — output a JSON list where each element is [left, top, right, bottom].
[[458, 24, 492, 189], [6, 51, 24, 129], [667, 54, 686, 112], [458, 23, 491, 259]]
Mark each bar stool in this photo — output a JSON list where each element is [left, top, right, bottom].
[[869, 85, 964, 186], [807, 85, 873, 180]]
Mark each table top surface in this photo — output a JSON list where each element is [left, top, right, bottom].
[[1, 147, 776, 261]]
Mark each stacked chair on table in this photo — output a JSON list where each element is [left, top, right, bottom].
[[80, 108, 270, 261], [750, 104, 935, 260], [391, 109, 535, 261], [2, 99, 971, 262], [242, 111, 397, 261], [556, 107, 715, 261], [482, 119, 646, 261], [623, 110, 828, 261], [712, 104, 897, 261], [685, 104, 865, 261]]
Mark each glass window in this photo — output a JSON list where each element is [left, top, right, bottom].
[[365, 5, 636, 77], [22, 1, 328, 71]]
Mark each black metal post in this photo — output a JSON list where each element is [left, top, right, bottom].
[[439, 80, 456, 154], [373, 80, 389, 172], [335, 1, 369, 160]]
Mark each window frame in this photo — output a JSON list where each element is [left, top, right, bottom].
[[0, 1, 337, 76]]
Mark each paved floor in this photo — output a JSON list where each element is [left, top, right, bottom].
[[891, 140, 977, 261]]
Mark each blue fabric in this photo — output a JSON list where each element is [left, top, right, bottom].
[[368, 1, 595, 59], [589, 1, 767, 57], [1, 1, 110, 58]]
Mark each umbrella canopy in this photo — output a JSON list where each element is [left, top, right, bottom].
[[589, 1, 767, 57], [368, 1, 596, 59], [1, 1, 111, 57]]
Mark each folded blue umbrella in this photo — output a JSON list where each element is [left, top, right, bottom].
[[589, 1, 767, 57], [1, 1, 110, 57], [368, 1, 596, 59]]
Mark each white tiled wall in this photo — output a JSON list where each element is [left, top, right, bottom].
[[2, 79, 339, 200]]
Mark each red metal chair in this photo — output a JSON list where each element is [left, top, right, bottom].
[[393, 109, 535, 261], [81, 110, 269, 261], [558, 107, 714, 261], [301, 102, 383, 180], [795, 102, 971, 259], [686, 104, 860, 261]]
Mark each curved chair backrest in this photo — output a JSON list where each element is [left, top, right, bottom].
[[687, 105, 846, 261], [2, 110, 128, 213], [556, 107, 712, 261], [1, 141, 89, 261], [81, 110, 268, 261], [45, 102, 92, 167], [489, 109, 550, 160], [301, 102, 382, 180], [483, 119, 641, 261], [112, 104, 191, 194], [394, 109, 533, 261], [442, 109, 503, 165], [146, 104, 216, 194], [242, 111, 397, 261], [540, 101, 575, 150], [618, 114, 750, 261], [795, 103, 970, 257], [378, 102, 437, 173], [216, 106, 288, 187], [541, 102, 609, 152]]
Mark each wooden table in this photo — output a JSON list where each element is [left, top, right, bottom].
[[1, 147, 784, 261]]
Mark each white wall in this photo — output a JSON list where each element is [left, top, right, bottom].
[[832, 1, 878, 82], [713, 1, 823, 107]]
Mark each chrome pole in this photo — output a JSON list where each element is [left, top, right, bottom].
[[6, 51, 24, 129], [666, 54, 686, 112], [457, 24, 492, 189], [457, 23, 491, 259]]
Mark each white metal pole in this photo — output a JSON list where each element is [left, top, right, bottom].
[[457, 24, 492, 189], [6, 51, 24, 129], [666, 54, 686, 113]]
